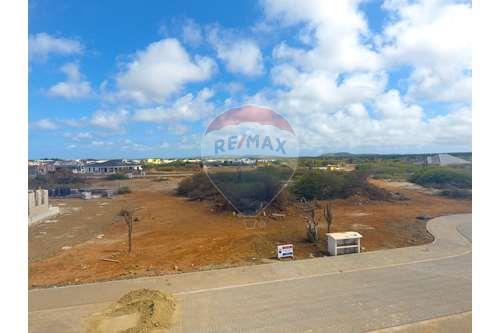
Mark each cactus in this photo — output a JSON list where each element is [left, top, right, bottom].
[[304, 200, 319, 242]]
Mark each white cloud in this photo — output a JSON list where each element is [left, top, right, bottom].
[[30, 118, 58, 130], [244, 84, 470, 152], [73, 132, 93, 141], [29, 33, 83, 61], [60, 117, 88, 127], [406, 66, 471, 102], [182, 19, 203, 46], [168, 123, 189, 135], [380, 0, 471, 102], [270, 66, 387, 113], [29, 1, 472, 154], [90, 109, 128, 130], [375, 89, 422, 119], [251, 0, 471, 152], [47, 63, 92, 99], [91, 140, 106, 146], [425, 106, 471, 146], [116, 38, 216, 103], [207, 27, 264, 76], [263, 0, 381, 73], [134, 88, 215, 123]]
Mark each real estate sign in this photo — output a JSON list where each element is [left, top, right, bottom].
[[277, 244, 293, 259]]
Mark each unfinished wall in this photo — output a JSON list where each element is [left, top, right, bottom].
[[28, 189, 59, 225]]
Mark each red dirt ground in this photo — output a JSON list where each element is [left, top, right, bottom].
[[29, 176, 471, 288]]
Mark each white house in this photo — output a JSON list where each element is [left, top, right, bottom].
[[74, 159, 143, 175]]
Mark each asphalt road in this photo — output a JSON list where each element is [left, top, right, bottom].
[[29, 214, 472, 332]]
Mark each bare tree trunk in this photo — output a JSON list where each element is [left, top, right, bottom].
[[324, 202, 333, 233], [128, 219, 132, 253], [118, 208, 137, 254]]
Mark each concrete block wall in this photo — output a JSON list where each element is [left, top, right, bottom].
[[28, 189, 53, 223]]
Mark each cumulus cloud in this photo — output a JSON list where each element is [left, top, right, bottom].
[[47, 63, 92, 99], [60, 117, 88, 128], [264, 0, 381, 73], [29, 33, 83, 61], [30, 118, 58, 130], [116, 38, 216, 103], [380, 0, 472, 102], [254, 0, 471, 152], [182, 19, 203, 46], [271, 67, 387, 112], [30, 1, 471, 155], [73, 132, 93, 141], [90, 109, 128, 130], [290, 99, 468, 152], [133, 88, 215, 123], [244, 82, 470, 152], [207, 26, 264, 76]]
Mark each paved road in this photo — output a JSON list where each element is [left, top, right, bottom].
[[29, 214, 472, 332]]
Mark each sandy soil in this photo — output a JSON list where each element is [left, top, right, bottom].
[[84, 288, 177, 333], [29, 175, 471, 288]]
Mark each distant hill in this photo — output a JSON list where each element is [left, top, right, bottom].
[[320, 152, 355, 157]]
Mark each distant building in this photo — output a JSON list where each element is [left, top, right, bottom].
[[325, 163, 356, 172], [28, 189, 59, 225], [426, 153, 471, 166], [28, 163, 55, 177], [73, 159, 143, 175], [144, 158, 163, 165], [143, 158, 176, 165], [313, 163, 356, 172]]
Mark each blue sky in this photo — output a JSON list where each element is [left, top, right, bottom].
[[28, 0, 471, 159]]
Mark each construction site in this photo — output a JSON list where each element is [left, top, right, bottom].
[[28, 171, 471, 288]]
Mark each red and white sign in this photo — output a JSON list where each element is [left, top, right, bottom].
[[277, 244, 294, 259]]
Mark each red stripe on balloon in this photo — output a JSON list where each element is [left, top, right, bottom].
[[205, 105, 295, 135]]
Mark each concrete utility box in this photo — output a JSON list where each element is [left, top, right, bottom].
[[326, 232, 362, 256]]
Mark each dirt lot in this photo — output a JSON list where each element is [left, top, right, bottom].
[[29, 175, 471, 288]]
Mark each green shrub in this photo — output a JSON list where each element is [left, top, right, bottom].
[[356, 161, 421, 180], [292, 171, 391, 201], [177, 173, 220, 200], [177, 167, 293, 214], [106, 173, 128, 180], [409, 167, 471, 189], [439, 189, 472, 199], [117, 186, 131, 194]]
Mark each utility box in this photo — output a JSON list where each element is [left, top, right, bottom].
[[326, 232, 362, 256]]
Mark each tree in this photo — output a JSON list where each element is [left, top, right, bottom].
[[323, 202, 334, 233], [117, 207, 139, 253]]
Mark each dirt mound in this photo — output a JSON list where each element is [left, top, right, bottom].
[[85, 288, 176, 333]]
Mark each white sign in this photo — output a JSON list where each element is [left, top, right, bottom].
[[277, 244, 294, 259]]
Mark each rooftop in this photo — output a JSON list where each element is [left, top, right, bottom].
[[86, 159, 141, 167], [326, 231, 363, 240]]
